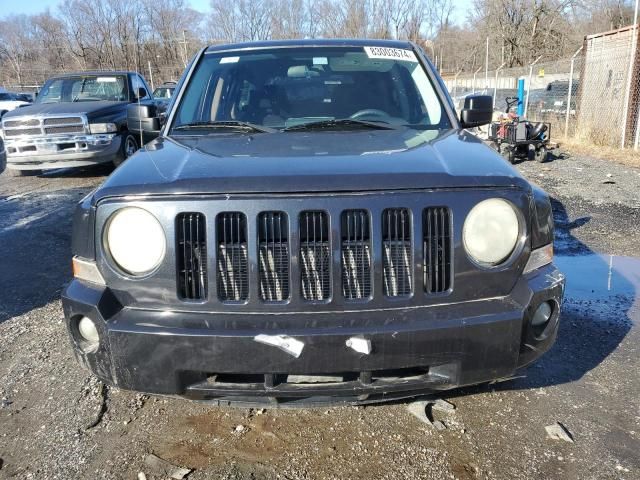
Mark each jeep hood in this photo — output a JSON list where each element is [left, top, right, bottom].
[[94, 128, 530, 201]]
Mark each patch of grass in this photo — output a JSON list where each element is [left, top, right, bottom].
[[560, 139, 640, 169]]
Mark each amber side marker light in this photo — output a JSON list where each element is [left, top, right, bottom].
[[523, 244, 554, 274], [72, 256, 106, 286]]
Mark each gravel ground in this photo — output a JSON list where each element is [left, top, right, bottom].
[[0, 150, 639, 480]]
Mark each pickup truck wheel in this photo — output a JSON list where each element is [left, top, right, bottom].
[[114, 133, 138, 167]]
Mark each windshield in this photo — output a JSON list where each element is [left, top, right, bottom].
[[153, 87, 173, 99], [171, 46, 450, 132], [36, 75, 129, 104]]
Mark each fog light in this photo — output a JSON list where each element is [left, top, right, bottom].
[[532, 302, 552, 326], [531, 301, 554, 337], [78, 316, 100, 349]]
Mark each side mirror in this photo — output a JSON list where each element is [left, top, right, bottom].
[[460, 95, 493, 129], [127, 102, 161, 142], [137, 87, 148, 100]]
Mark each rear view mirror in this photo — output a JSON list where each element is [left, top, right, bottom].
[[460, 95, 493, 129], [127, 102, 161, 143]]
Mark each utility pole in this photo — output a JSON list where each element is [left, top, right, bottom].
[[485, 37, 489, 89], [181, 30, 188, 68], [147, 61, 155, 91]]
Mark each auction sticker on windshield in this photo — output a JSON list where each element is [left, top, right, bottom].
[[364, 46, 417, 62]]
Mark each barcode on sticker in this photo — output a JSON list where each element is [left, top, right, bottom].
[[364, 46, 417, 63]]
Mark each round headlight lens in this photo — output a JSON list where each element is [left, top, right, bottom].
[[463, 198, 520, 266], [105, 207, 165, 275]]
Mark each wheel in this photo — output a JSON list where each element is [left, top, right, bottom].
[[499, 143, 516, 164], [113, 132, 138, 167], [535, 145, 548, 163], [527, 144, 536, 161]]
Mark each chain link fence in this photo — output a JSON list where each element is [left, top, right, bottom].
[[444, 25, 640, 150]]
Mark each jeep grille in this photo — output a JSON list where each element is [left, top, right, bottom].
[[174, 206, 454, 305]]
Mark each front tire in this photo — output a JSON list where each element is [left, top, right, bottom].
[[113, 132, 138, 167]]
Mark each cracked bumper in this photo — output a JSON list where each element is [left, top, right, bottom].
[[61, 264, 565, 406]]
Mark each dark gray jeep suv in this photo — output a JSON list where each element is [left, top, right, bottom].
[[62, 40, 565, 406]]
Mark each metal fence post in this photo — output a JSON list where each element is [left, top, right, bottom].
[[472, 66, 482, 93], [635, 106, 640, 149], [621, 1, 639, 148], [453, 70, 462, 98], [524, 55, 543, 118], [565, 46, 583, 139], [493, 62, 506, 108]]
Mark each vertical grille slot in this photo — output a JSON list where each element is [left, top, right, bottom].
[[258, 212, 290, 302], [176, 213, 207, 300], [216, 212, 248, 302], [341, 210, 372, 300], [423, 207, 452, 293], [382, 208, 412, 297], [300, 211, 331, 301]]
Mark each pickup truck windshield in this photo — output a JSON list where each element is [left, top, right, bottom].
[[172, 46, 450, 132], [36, 75, 129, 104]]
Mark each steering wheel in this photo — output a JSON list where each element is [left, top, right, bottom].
[[349, 109, 390, 120]]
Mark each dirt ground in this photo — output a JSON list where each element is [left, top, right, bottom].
[[0, 149, 639, 480]]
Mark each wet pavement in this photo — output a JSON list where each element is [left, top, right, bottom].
[[556, 254, 640, 308], [0, 151, 639, 479]]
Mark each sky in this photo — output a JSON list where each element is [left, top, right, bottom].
[[0, 0, 472, 27]]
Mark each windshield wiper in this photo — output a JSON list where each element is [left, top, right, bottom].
[[173, 120, 274, 133], [283, 118, 395, 132]]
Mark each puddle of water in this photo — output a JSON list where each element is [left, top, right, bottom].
[[555, 254, 640, 302]]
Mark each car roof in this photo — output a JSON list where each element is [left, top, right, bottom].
[[47, 71, 136, 80], [205, 38, 414, 53]]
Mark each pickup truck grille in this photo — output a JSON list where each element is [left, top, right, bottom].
[[175, 205, 453, 305], [2, 115, 86, 137]]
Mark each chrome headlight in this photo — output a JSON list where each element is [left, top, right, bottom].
[[105, 207, 165, 275], [463, 198, 520, 266], [89, 122, 117, 134]]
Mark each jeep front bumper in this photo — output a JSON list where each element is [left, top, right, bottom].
[[62, 264, 565, 406]]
